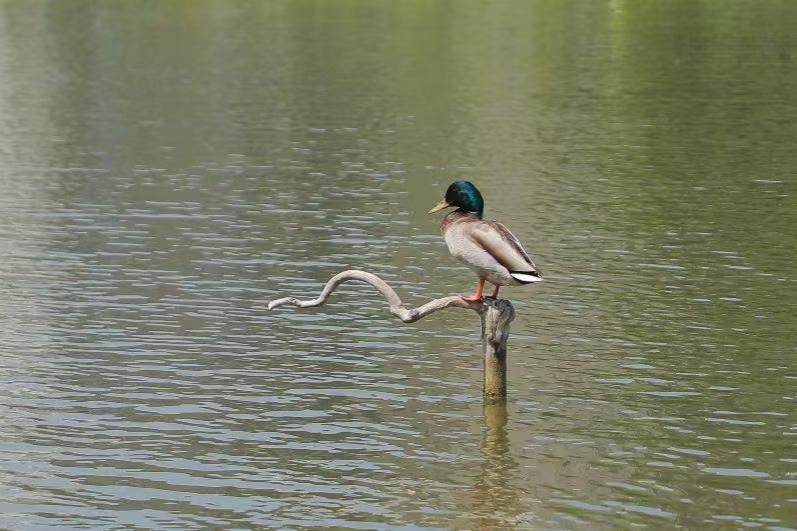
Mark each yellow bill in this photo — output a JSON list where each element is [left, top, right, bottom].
[[428, 199, 451, 214]]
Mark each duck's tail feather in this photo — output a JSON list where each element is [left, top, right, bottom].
[[510, 271, 543, 284]]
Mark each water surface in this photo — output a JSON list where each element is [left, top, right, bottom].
[[0, 1, 795, 528]]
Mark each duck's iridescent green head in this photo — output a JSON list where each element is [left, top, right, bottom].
[[428, 180, 484, 218]]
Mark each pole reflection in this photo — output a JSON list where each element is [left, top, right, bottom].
[[470, 398, 521, 527]]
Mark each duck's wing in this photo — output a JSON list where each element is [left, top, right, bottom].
[[469, 220, 542, 282]]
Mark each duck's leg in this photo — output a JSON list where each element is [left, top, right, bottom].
[[461, 278, 485, 302], [491, 285, 500, 298]]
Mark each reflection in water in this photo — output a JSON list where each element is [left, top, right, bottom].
[[471, 400, 519, 528], [0, 1, 796, 528]]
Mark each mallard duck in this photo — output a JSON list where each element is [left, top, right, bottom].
[[428, 180, 542, 301]]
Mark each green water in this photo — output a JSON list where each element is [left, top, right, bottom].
[[0, 1, 795, 528]]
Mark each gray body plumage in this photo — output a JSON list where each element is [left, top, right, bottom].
[[442, 211, 542, 286]]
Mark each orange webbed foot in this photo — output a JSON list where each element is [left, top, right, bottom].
[[460, 278, 486, 303]]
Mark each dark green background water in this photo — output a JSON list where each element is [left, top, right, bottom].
[[0, 1, 795, 528]]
